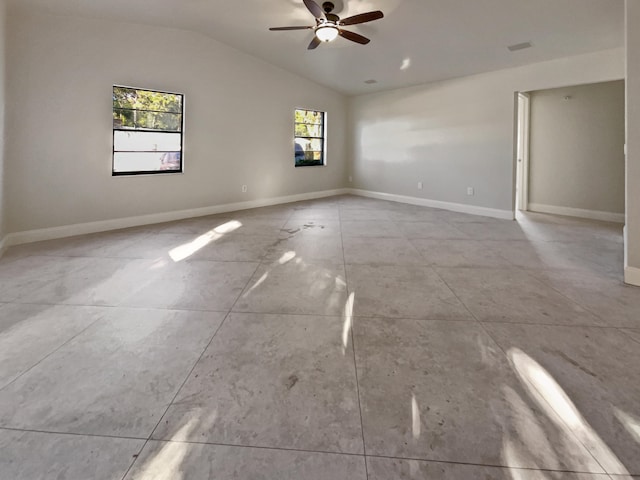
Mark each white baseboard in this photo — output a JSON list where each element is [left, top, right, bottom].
[[528, 203, 625, 223], [3, 188, 350, 248], [347, 189, 513, 220], [624, 266, 640, 287]]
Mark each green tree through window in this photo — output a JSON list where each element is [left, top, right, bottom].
[[112, 86, 184, 175], [295, 109, 325, 167]]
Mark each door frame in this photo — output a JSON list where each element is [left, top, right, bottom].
[[516, 92, 530, 212]]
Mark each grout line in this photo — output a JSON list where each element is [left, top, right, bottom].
[[433, 270, 613, 476], [364, 452, 618, 476], [0, 425, 147, 442], [0, 425, 624, 476], [339, 203, 369, 480], [0, 301, 230, 315], [120, 309, 234, 480], [0, 309, 107, 393], [1, 196, 631, 479], [120, 226, 270, 479]]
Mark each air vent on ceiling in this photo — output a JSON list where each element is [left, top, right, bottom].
[[508, 42, 533, 52], [364, 79, 377, 84]]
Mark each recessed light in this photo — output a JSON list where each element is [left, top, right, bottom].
[[364, 79, 377, 84], [508, 41, 533, 52]]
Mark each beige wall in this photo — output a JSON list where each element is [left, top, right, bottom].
[[626, 0, 640, 285], [5, 9, 347, 233], [349, 48, 624, 217], [528, 80, 625, 218]]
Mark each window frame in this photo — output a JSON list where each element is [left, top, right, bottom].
[[294, 108, 326, 168], [112, 85, 185, 177]]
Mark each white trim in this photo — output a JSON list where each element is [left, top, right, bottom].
[[528, 203, 625, 223], [348, 189, 513, 220], [4, 188, 350, 247], [624, 266, 640, 287], [516, 92, 530, 211]]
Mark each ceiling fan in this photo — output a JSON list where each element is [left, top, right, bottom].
[[269, 0, 384, 50]]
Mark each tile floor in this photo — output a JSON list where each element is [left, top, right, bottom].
[[0, 195, 638, 479]]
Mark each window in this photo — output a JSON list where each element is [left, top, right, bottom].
[[294, 109, 325, 167], [112, 86, 184, 175]]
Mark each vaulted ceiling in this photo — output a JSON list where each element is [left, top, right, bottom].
[[9, 0, 625, 95]]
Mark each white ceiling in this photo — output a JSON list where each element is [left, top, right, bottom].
[[9, 0, 625, 95]]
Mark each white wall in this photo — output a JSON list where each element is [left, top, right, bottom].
[[5, 9, 347, 233], [349, 48, 624, 215], [0, 0, 5, 243], [528, 80, 625, 218], [626, 0, 640, 285]]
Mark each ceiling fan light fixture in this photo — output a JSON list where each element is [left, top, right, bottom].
[[315, 24, 339, 42]]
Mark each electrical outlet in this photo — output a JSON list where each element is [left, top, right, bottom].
[[242, 185, 248, 193], [418, 182, 423, 190], [467, 187, 474, 196], [348, 176, 353, 183]]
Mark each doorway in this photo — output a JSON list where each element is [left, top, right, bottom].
[[515, 92, 530, 212]]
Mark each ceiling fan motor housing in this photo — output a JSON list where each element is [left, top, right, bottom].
[[322, 2, 335, 13]]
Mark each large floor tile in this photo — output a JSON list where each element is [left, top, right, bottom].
[[346, 265, 471, 320], [0, 256, 91, 302], [412, 239, 512, 267], [354, 318, 603, 472], [153, 313, 363, 453], [121, 260, 258, 311], [483, 322, 640, 475], [343, 237, 422, 265], [340, 208, 393, 221], [187, 233, 276, 262], [264, 232, 344, 264], [527, 269, 640, 328], [4, 229, 152, 259], [623, 328, 640, 344], [503, 240, 624, 280], [437, 267, 606, 326], [366, 457, 610, 479], [233, 261, 348, 315], [221, 216, 289, 236], [0, 304, 108, 388], [280, 218, 342, 237], [126, 441, 366, 480], [381, 207, 447, 223], [0, 429, 144, 480], [287, 207, 341, 221], [341, 220, 403, 238], [0, 308, 225, 437], [485, 240, 587, 270], [15, 258, 160, 306], [517, 213, 623, 244], [454, 221, 529, 241], [396, 221, 468, 240]]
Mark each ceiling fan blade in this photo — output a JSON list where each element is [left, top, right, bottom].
[[308, 36, 322, 49], [303, 0, 324, 19], [338, 29, 371, 45], [339, 10, 384, 26], [269, 26, 313, 31]]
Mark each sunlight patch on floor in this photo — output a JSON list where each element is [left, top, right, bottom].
[[342, 292, 355, 354], [169, 220, 242, 262], [509, 348, 629, 475]]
